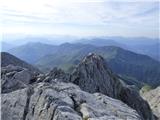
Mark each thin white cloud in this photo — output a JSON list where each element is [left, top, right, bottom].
[[0, 0, 159, 38]]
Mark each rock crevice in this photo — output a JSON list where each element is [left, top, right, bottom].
[[22, 87, 34, 120]]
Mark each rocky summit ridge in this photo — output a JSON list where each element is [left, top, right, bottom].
[[1, 52, 157, 120], [71, 53, 155, 120]]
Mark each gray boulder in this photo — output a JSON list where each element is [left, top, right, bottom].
[[44, 67, 70, 82], [36, 67, 70, 83], [2, 82, 141, 120], [1, 65, 36, 93]]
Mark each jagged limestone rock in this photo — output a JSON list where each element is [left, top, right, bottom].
[[71, 53, 155, 120], [2, 82, 141, 120], [44, 67, 70, 82], [36, 67, 70, 83], [1, 65, 36, 93], [141, 86, 160, 119]]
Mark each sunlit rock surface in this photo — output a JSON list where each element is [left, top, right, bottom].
[[141, 86, 160, 119], [2, 82, 141, 120]]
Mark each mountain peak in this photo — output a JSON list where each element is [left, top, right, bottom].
[[72, 53, 119, 97], [82, 52, 105, 65], [86, 52, 103, 60], [71, 53, 155, 120]]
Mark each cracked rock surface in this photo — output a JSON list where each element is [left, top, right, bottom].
[[2, 82, 141, 120], [1, 65, 36, 93]]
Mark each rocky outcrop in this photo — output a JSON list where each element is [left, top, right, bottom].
[[71, 53, 120, 97], [35, 67, 70, 83], [2, 82, 141, 120], [71, 53, 155, 120], [1, 65, 37, 93], [1, 53, 157, 120], [141, 86, 160, 119], [44, 67, 70, 82], [1, 52, 41, 74]]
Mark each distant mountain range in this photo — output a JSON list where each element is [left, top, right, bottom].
[[76, 37, 160, 61], [3, 36, 159, 61], [6, 42, 160, 87], [7, 42, 57, 64]]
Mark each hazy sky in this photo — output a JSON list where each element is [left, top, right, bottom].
[[1, 0, 159, 38]]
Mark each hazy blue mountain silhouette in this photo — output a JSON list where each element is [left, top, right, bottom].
[[6, 42, 160, 87]]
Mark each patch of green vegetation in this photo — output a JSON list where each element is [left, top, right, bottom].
[[140, 84, 153, 94], [59, 64, 75, 73], [118, 74, 145, 89]]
